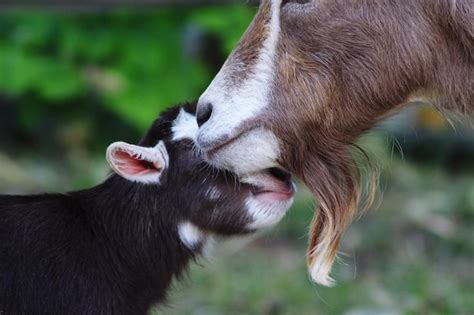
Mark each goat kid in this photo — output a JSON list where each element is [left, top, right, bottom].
[[0, 102, 295, 315]]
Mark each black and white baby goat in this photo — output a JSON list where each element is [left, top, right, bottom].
[[0, 102, 295, 315]]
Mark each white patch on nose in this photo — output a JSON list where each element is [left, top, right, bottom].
[[178, 222, 205, 250], [172, 109, 199, 142], [197, 0, 282, 146]]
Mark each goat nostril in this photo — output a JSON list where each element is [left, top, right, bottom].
[[196, 103, 213, 127]]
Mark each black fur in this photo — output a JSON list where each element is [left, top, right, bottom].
[[0, 103, 254, 315]]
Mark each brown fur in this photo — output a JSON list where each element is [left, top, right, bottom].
[[218, 0, 272, 87], [240, 0, 472, 282]]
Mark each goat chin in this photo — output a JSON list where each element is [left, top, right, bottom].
[[202, 127, 282, 176]]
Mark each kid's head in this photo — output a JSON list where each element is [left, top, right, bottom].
[[106, 102, 295, 249]]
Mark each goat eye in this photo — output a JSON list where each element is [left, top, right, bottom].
[[281, 0, 311, 7]]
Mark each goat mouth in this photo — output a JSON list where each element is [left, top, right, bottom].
[[200, 122, 261, 159], [248, 167, 296, 202], [204, 129, 252, 159]]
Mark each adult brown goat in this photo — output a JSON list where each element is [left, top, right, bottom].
[[195, 0, 473, 285]]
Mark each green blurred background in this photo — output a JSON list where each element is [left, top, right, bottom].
[[0, 3, 473, 315]]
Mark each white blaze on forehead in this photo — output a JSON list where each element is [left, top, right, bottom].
[[172, 109, 199, 142], [197, 0, 282, 145], [178, 222, 205, 250]]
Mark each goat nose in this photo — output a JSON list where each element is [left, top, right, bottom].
[[196, 102, 213, 127]]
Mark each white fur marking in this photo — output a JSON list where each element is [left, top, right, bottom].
[[178, 222, 205, 250], [206, 186, 221, 201], [197, 0, 282, 145], [245, 197, 292, 230], [172, 109, 199, 142]]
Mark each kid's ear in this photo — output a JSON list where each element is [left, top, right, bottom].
[[106, 141, 169, 184]]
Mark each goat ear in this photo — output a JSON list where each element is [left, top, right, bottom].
[[106, 141, 169, 184]]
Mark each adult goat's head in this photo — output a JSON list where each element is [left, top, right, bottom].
[[196, 0, 472, 284], [196, 0, 383, 285]]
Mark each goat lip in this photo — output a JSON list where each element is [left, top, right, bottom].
[[249, 168, 296, 202], [251, 179, 295, 195], [200, 126, 259, 159], [204, 133, 246, 159], [252, 184, 295, 202]]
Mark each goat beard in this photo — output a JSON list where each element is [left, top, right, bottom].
[[286, 142, 378, 286]]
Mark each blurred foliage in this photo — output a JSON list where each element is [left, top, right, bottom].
[[0, 7, 254, 131]]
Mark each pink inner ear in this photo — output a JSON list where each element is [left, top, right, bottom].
[[113, 150, 161, 176]]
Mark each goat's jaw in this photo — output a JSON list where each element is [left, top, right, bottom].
[[244, 169, 295, 229], [200, 127, 282, 177]]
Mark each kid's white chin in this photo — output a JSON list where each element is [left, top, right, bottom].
[[242, 167, 296, 229], [245, 197, 294, 230]]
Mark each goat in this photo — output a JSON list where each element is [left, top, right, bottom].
[[0, 102, 295, 315], [194, 0, 473, 285]]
